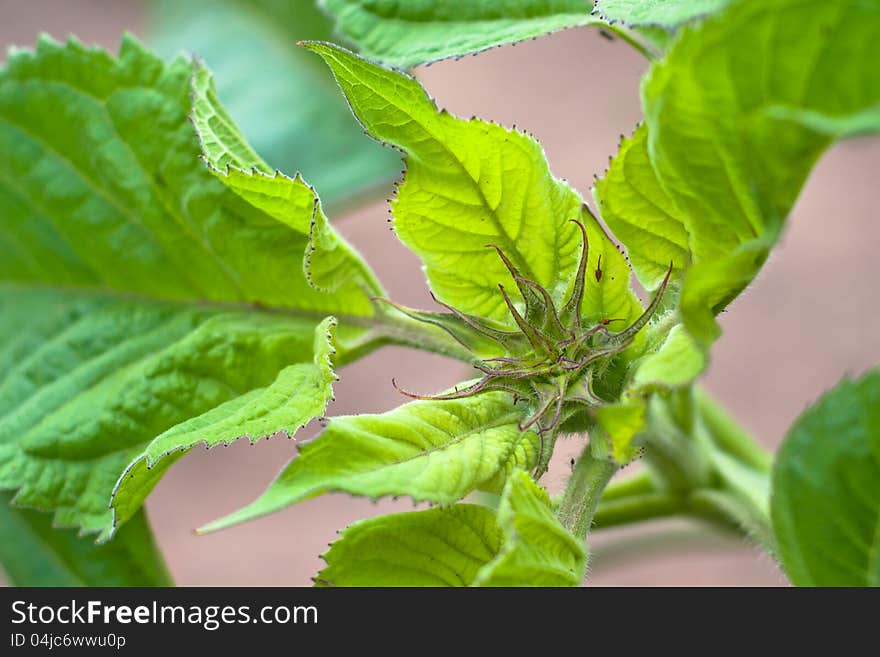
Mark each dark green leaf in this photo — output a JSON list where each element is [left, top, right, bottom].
[[321, 0, 603, 68], [148, 0, 401, 204], [0, 493, 171, 586], [0, 36, 374, 538], [772, 370, 880, 587]]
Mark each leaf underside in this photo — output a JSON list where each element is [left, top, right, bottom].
[[0, 492, 171, 586], [202, 391, 539, 532]]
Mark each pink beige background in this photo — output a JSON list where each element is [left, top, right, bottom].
[[2, 0, 878, 586]]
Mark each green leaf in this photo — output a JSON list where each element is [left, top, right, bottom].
[[595, 0, 880, 347], [594, 0, 730, 28], [191, 65, 384, 296], [475, 470, 586, 586], [148, 0, 401, 205], [202, 391, 539, 532], [0, 288, 345, 540], [110, 317, 339, 529], [595, 124, 688, 292], [594, 401, 647, 463], [306, 42, 643, 328], [320, 0, 603, 68], [597, 324, 707, 462], [316, 470, 584, 586], [0, 36, 374, 538], [578, 208, 645, 330], [316, 504, 502, 586], [0, 493, 171, 586], [771, 370, 880, 587], [0, 35, 376, 314], [632, 324, 706, 390]]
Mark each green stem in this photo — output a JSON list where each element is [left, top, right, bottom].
[[599, 470, 655, 501], [693, 387, 772, 472], [592, 489, 745, 534], [557, 445, 619, 540], [603, 24, 663, 61], [592, 492, 683, 529]]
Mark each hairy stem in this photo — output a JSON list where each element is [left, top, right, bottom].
[[593, 492, 683, 529], [592, 489, 744, 534], [693, 386, 772, 472], [600, 470, 655, 501], [557, 445, 619, 540]]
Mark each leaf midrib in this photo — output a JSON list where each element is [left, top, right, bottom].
[[409, 126, 540, 285], [332, 408, 524, 477], [325, 49, 541, 284], [0, 310, 192, 431], [0, 280, 373, 328]]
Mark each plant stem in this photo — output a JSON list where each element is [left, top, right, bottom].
[[591, 489, 744, 534], [557, 445, 619, 540], [600, 470, 655, 501], [592, 492, 683, 529], [693, 386, 772, 472]]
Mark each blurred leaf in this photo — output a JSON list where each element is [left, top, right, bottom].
[[0, 494, 171, 586], [148, 0, 401, 205], [594, 0, 729, 28], [320, 0, 604, 68], [772, 370, 880, 586]]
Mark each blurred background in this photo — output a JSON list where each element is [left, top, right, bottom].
[[1, 0, 877, 586]]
